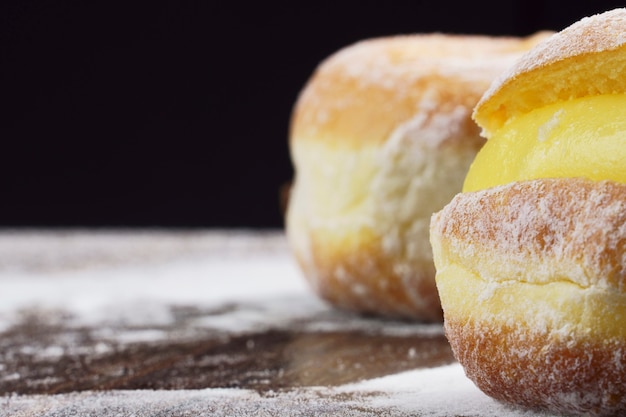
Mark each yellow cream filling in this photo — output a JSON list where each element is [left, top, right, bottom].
[[464, 94, 626, 192]]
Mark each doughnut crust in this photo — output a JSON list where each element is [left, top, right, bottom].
[[286, 33, 548, 320], [430, 178, 626, 415], [474, 8, 626, 138]]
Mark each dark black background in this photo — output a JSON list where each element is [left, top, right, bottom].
[[2, 1, 624, 228]]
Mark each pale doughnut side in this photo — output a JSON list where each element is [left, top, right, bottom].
[[287, 133, 480, 320]]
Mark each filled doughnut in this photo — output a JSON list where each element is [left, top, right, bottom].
[[286, 33, 548, 320], [430, 8, 626, 415]]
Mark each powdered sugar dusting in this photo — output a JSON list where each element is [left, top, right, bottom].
[[444, 316, 626, 416], [327, 34, 539, 87], [294, 33, 550, 144], [433, 178, 626, 290], [504, 8, 626, 83], [0, 365, 550, 417], [0, 230, 555, 416]]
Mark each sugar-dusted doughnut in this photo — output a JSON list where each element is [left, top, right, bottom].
[[287, 33, 548, 320], [431, 8, 626, 415]]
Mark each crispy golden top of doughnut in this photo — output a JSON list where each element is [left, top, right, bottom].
[[474, 8, 626, 138], [431, 177, 626, 291], [291, 33, 550, 148]]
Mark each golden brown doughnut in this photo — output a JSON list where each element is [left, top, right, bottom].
[[431, 178, 626, 415], [430, 8, 626, 415], [286, 33, 548, 320]]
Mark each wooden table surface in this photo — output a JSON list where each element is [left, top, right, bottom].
[[0, 230, 545, 416]]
